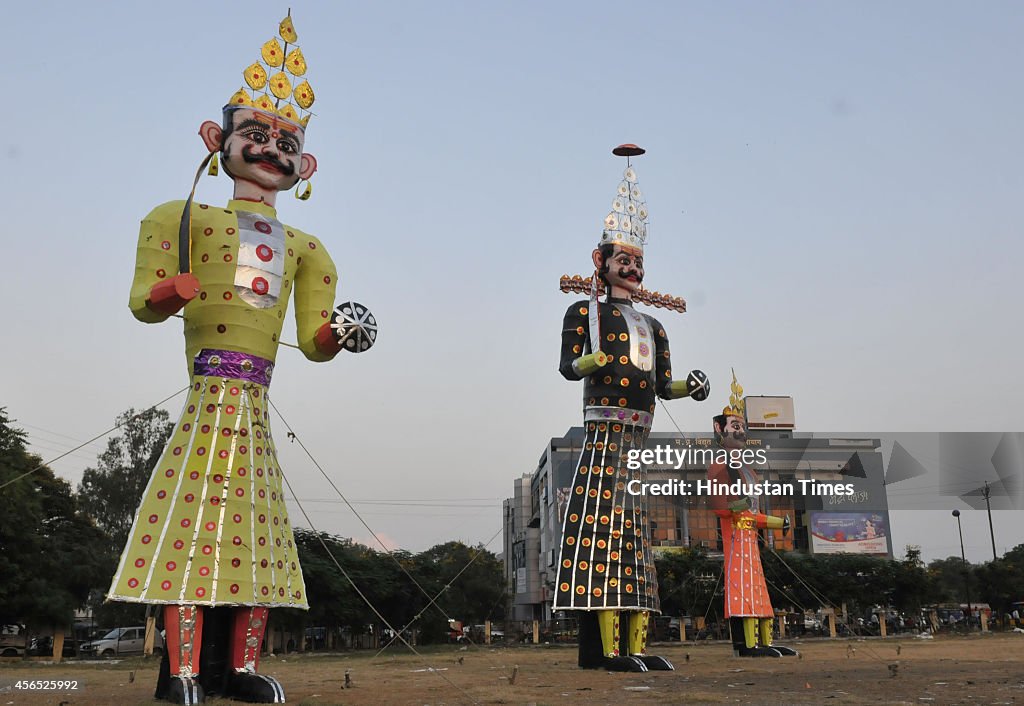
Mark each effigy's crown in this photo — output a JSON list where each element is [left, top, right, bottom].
[[599, 144, 649, 253], [723, 368, 745, 418], [225, 12, 315, 129]]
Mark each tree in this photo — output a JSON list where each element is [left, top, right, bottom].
[[77, 407, 174, 551], [890, 546, 938, 615], [762, 550, 909, 620], [0, 408, 110, 629], [974, 544, 1024, 615], [293, 529, 416, 636], [411, 541, 506, 643], [655, 547, 721, 618], [927, 556, 978, 605]]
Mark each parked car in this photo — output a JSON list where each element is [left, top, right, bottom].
[[81, 626, 164, 658]]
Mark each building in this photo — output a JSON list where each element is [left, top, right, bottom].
[[503, 396, 892, 622]]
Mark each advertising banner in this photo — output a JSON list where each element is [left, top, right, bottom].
[[810, 512, 889, 555]]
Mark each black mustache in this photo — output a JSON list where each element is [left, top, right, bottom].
[[241, 146, 295, 176], [618, 268, 643, 282]]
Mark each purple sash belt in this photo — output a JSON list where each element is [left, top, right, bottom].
[[193, 348, 274, 386]]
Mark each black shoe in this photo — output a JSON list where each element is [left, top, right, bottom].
[[736, 646, 782, 658], [771, 644, 799, 656], [166, 676, 205, 705], [634, 654, 675, 670], [227, 671, 286, 703], [602, 655, 649, 672]]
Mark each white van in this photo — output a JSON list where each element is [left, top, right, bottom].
[[81, 626, 164, 658]]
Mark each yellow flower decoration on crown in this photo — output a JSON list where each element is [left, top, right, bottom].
[[279, 15, 298, 43], [723, 368, 745, 418], [226, 12, 316, 128]]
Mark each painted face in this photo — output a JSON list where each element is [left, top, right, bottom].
[[603, 246, 644, 295], [221, 108, 305, 192], [718, 415, 747, 450]]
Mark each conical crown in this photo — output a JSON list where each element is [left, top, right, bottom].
[[225, 13, 316, 129], [723, 368, 745, 418]]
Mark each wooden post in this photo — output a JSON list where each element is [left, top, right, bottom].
[[144, 615, 157, 656], [777, 614, 786, 638], [51, 628, 65, 664], [825, 608, 837, 638], [679, 619, 686, 641], [877, 612, 887, 638], [532, 620, 539, 644], [485, 620, 492, 645], [980, 612, 989, 632], [929, 610, 939, 633]]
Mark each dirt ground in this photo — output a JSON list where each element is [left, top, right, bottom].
[[2, 633, 1023, 705]]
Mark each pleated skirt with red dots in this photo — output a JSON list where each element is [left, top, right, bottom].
[[552, 412, 659, 612], [107, 373, 307, 608], [720, 516, 773, 618]]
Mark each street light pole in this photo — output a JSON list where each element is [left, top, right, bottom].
[[951, 509, 972, 628]]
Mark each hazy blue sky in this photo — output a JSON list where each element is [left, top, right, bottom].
[[4, 1, 1021, 563]]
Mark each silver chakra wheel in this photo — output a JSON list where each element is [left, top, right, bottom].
[[331, 301, 377, 353]]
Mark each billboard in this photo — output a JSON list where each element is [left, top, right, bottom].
[[745, 396, 795, 429], [810, 512, 889, 555]]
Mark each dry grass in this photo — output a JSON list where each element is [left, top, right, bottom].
[[2, 632, 1022, 705]]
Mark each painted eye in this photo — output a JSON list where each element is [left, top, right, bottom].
[[277, 139, 296, 154], [245, 130, 269, 144]]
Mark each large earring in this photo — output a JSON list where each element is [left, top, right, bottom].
[[295, 180, 312, 201], [207, 153, 219, 177]]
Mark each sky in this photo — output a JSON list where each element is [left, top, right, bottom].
[[3, 1, 1021, 564]]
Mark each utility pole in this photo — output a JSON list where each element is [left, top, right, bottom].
[[983, 481, 997, 561]]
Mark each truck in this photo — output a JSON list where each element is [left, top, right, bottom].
[[1, 624, 29, 657]]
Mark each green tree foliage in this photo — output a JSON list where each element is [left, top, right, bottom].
[[77, 407, 174, 551], [410, 541, 506, 643], [890, 546, 940, 615], [0, 409, 109, 627], [292, 529, 417, 636], [288, 532, 505, 645], [974, 544, 1024, 614], [653, 547, 721, 619], [927, 555, 978, 604], [760, 549, 917, 617]]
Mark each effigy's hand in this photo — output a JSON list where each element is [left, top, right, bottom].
[[728, 499, 750, 514], [572, 351, 609, 376], [669, 369, 710, 400], [782, 515, 791, 536], [147, 273, 201, 315], [316, 301, 378, 356]]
